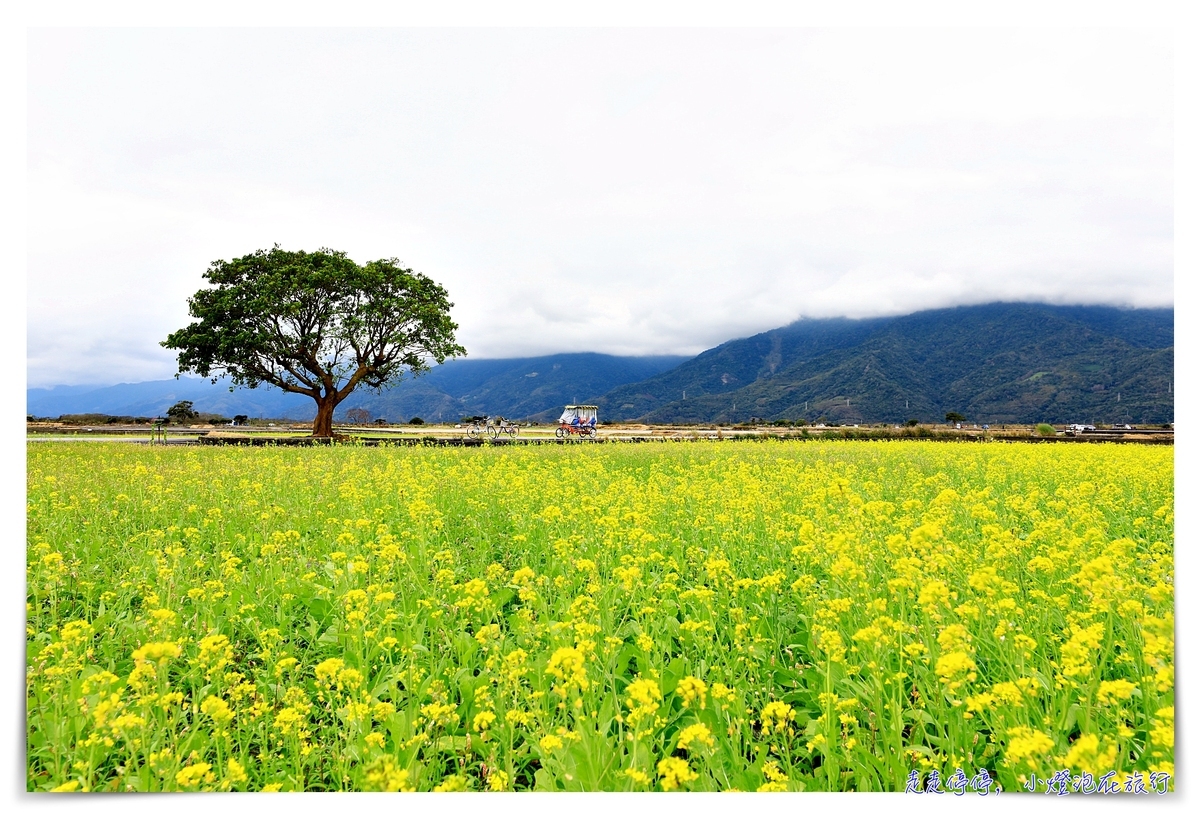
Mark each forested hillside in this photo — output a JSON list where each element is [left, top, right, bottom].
[[593, 303, 1173, 425]]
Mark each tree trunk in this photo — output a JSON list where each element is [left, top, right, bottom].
[[312, 397, 337, 438]]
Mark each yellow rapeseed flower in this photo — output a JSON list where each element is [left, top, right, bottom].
[[546, 646, 589, 692], [314, 657, 345, 684], [711, 683, 735, 703], [433, 774, 468, 792], [226, 758, 248, 786], [132, 642, 181, 663], [935, 651, 978, 693], [473, 711, 496, 732], [676, 676, 708, 709], [1004, 727, 1054, 770], [176, 762, 214, 788], [200, 695, 233, 725], [657, 757, 698, 791], [918, 580, 951, 615], [1060, 623, 1105, 679], [677, 723, 716, 751], [624, 768, 651, 786], [625, 677, 663, 722], [760, 701, 795, 736], [1096, 679, 1137, 705], [1061, 734, 1116, 773], [757, 759, 789, 791], [363, 757, 414, 792]]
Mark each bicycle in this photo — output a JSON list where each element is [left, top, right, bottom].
[[465, 416, 519, 440], [555, 422, 597, 440], [464, 415, 487, 440]]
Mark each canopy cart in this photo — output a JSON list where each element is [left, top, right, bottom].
[[556, 405, 598, 440]]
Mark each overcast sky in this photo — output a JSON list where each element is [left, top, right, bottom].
[[26, 26, 1172, 388]]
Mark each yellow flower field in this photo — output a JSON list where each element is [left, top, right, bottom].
[[26, 440, 1174, 792]]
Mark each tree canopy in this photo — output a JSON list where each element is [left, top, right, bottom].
[[166, 400, 197, 423], [162, 247, 465, 437]]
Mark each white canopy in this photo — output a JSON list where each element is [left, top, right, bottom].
[[561, 405, 598, 423]]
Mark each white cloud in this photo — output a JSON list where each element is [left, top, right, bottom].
[[27, 27, 1172, 386]]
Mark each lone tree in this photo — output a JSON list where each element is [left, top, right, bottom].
[[162, 247, 465, 438], [945, 412, 966, 423], [344, 407, 371, 425], [166, 400, 198, 424]]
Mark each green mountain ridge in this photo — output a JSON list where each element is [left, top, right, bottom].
[[29, 304, 1172, 426], [593, 303, 1173, 425], [346, 353, 688, 421]]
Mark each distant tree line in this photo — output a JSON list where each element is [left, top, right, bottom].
[[27, 414, 160, 425], [75, 414, 233, 426], [28, 402, 241, 426]]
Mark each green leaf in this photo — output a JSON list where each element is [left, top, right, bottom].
[[306, 597, 333, 626], [533, 767, 558, 791], [490, 587, 516, 612], [434, 734, 468, 754], [662, 657, 686, 693]]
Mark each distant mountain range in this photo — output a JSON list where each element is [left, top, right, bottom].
[[26, 353, 688, 423], [27, 303, 1173, 425]]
